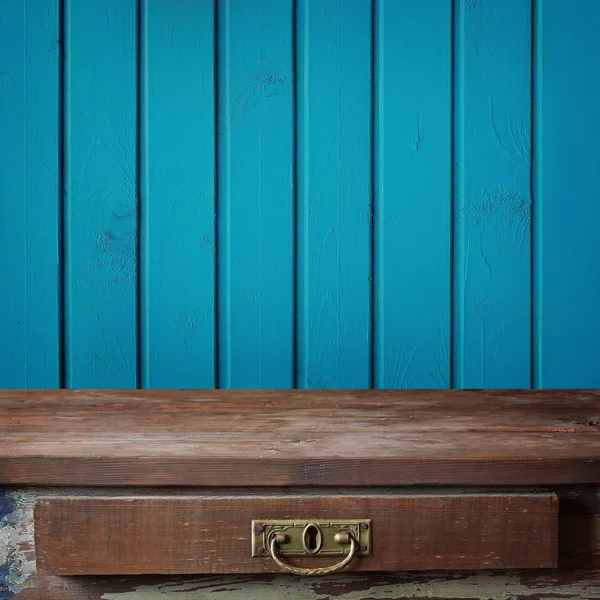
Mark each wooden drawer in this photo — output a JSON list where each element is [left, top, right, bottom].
[[35, 491, 558, 575]]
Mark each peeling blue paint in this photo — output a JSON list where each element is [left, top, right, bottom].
[[0, 564, 15, 600], [1, 490, 15, 599], [0, 490, 14, 524]]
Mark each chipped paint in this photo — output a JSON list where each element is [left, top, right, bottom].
[[0, 490, 35, 596], [0, 564, 14, 600], [2, 487, 600, 598], [94, 571, 600, 600]]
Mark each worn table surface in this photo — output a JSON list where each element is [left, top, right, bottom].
[[1, 390, 600, 486], [2, 485, 599, 598]]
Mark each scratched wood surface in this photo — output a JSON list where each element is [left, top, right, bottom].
[[1, 486, 599, 597], [16, 570, 600, 599], [1, 390, 600, 486], [296, 0, 372, 389], [140, 0, 216, 388], [35, 493, 558, 574], [64, 0, 138, 388], [373, 0, 452, 389], [534, 0, 600, 388], [217, 0, 295, 388], [0, 0, 61, 388], [453, 0, 532, 388]]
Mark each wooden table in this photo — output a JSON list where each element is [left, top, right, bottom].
[[1, 390, 599, 597], [2, 389, 599, 486]]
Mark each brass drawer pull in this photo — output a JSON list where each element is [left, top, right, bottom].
[[269, 531, 358, 576], [251, 519, 371, 576]]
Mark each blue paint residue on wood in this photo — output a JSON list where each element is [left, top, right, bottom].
[[0, 490, 14, 524], [1, 0, 600, 389], [0, 491, 15, 600], [0, 564, 15, 600]]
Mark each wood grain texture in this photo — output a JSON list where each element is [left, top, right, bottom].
[[140, 0, 216, 388], [534, 0, 600, 388], [35, 492, 558, 574], [0, 0, 60, 388], [296, 0, 372, 389], [3, 2, 600, 392], [453, 0, 532, 388], [16, 570, 600, 600], [64, 0, 138, 388], [217, 0, 294, 388], [4, 485, 600, 596], [374, 0, 452, 389], [1, 390, 600, 486]]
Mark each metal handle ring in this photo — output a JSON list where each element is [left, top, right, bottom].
[[268, 532, 358, 576]]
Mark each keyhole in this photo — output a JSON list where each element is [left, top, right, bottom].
[[302, 523, 323, 555], [307, 527, 318, 551]]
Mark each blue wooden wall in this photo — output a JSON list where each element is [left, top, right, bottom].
[[1, 0, 599, 390]]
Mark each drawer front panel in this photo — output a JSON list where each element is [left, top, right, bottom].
[[35, 492, 558, 575]]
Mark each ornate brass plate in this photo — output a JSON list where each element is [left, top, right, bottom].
[[251, 519, 372, 557]]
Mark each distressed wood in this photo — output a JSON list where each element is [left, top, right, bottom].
[[0, 0, 61, 388], [296, 0, 372, 389], [64, 0, 138, 387], [4, 486, 600, 597], [217, 0, 294, 388], [560, 487, 600, 568], [453, 0, 532, 388], [15, 570, 600, 599], [534, 0, 600, 387], [373, 0, 452, 389], [35, 492, 557, 574], [1, 390, 600, 486], [140, 0, 216, 388]]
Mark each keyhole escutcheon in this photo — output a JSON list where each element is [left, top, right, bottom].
[[302, 523, 323, 555]]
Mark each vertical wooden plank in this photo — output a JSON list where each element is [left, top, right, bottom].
[[140, 0, 216, 388], [0, 0, 61, 388], [297, 0, 372, 389], [534, 0, 600, 387], [373, 0, 452, 389], [217, 0, 294, 388], [453, 0, 532, 388], [64, 0, 138, 388]]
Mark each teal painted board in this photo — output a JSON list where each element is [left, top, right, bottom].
[[4, 0, 600, 391], [217, 0, 294, 388], [453, 0, 532, 388], [140, 0, 216, 388], [64, 0, 138, 388], [534, 0, 600, 387], [296, 0, 372, 389], [373, 0, 452, 389], [0, 0, 61, 388]]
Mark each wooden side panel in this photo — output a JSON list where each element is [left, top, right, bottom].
[[534, 0, 600, 387], [453, 0, 532, 388], [35, 493, 558, 575], [373, 0, 452, 389], [0, 0, 61, 388], [64, 0, 138, 388], [296, 0, 372, 389], [217, 0, 295, 388], [140, 0, 216, 388]]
